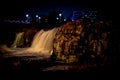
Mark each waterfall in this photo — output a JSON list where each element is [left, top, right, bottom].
[[0, 27, 58, 57], [11, 32, 25, 48], [24, 27, 58, 55], [31, 29, 44, 48]]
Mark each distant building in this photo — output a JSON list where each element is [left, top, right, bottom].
[[71, 10, 84, 21], [71, 10, 98, 22]]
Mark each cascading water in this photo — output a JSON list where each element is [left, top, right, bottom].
[[23, 27, 58, 55], [11, 32, 25, 48], [0, 27, 58, 58]]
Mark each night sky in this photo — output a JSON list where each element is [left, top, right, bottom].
[[0, 0, 112, 19]]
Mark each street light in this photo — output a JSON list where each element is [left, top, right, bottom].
[[26, 14, 29, 18], [59, 13, 62, 17], [38, 17, 41, 19], [36, 15, 38, 18], [56, 17, 59, 20]]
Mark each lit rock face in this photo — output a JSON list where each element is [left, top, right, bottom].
[[53, 20, 110, 64], [24, 27, 38, 47], [53, 20, 85, 63]]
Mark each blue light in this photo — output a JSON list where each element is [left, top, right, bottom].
[[26, 14, 29, 18], [72, 19, 74, 21], [64, 19, 66, 21], [71, 16, 74, 21], [59, 13, 62, 17]]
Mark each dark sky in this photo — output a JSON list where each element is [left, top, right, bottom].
[[0, 0, 112, 19]]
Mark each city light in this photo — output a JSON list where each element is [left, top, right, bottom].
[[26, 14, 29, 18], [85, 15, 87, 17], [56, 17, 59, 20], [59, 13, 62, 17], [38, 17, 41, 19], [36, 15, 39, 18], [64, 19, 66, 21]]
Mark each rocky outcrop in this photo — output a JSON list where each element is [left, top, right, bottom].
[[53, 20, 111, 64]]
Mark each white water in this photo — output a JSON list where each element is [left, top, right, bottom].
[[0, 27, 58, 58]]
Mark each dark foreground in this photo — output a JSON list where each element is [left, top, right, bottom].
[[0, 55, 117, 80]]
